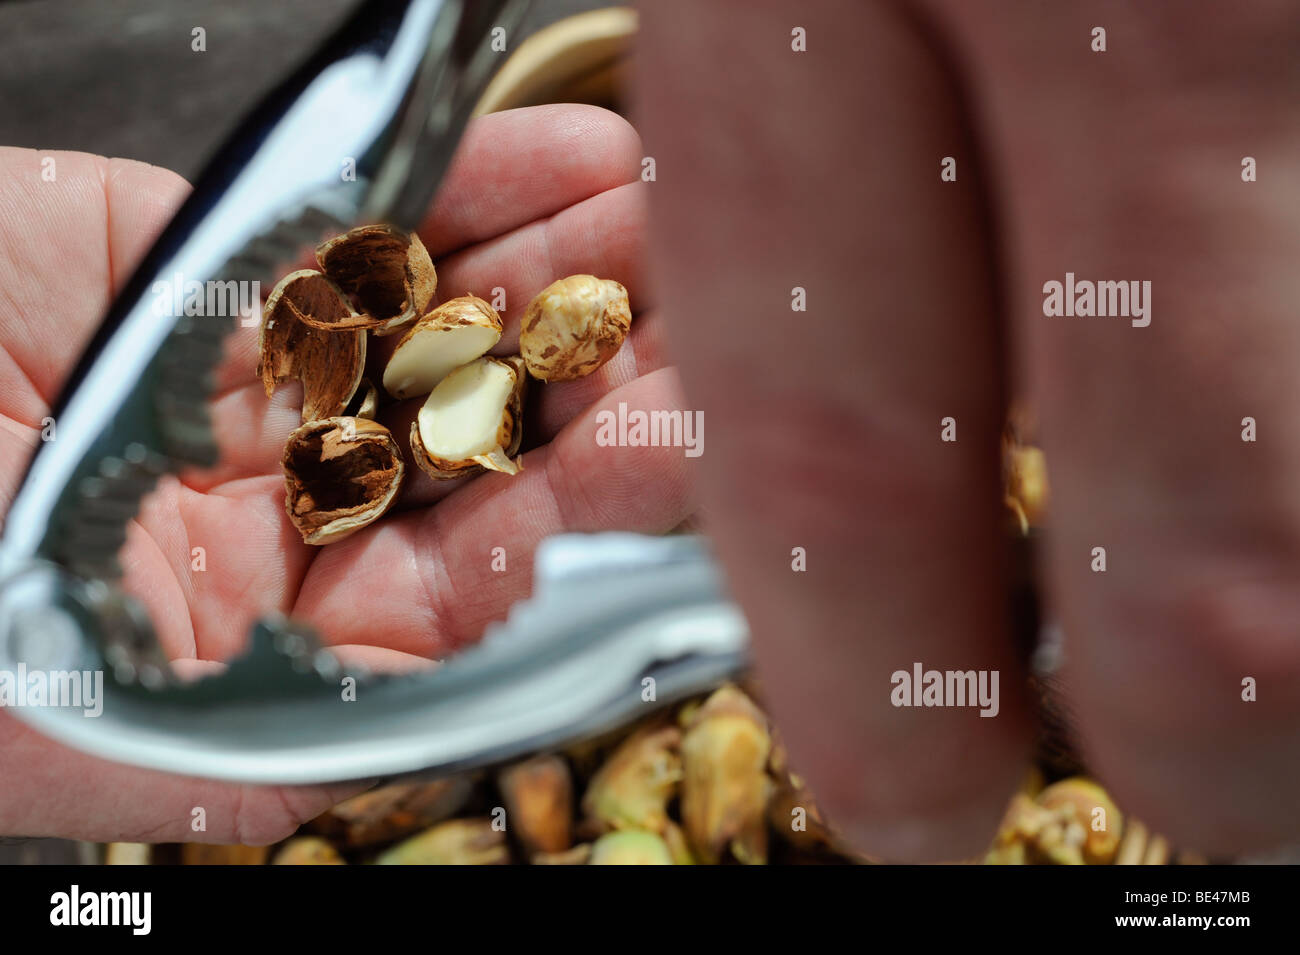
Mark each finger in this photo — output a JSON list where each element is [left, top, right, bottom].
[[169, 646, 437, 678], [0, 150, 188, 408], [328, 644, 439, 675], [120, 475, 312, 663], [958, 0, 1300, 855], [367, 179, 650, 374], [528, 309, 668, 443], [118, 502, 197, 660], [430, 181, 648, 352], [637, 1, 1032, 861], [207, 105, 647, 461], [183, 378, 301, 491], [210, 104, 643, 397], [292, 367, 695, 656], [0, 419, 39, 518], [104, 156, 192, 293], [420, 104, 643, 257]]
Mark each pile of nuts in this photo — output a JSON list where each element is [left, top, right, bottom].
[[258, 224, 632, 544], [986, 774, 1199, 865], [282, 683, 845, 865], [106, 684, 859, 865], [106, 682, 1199, 865]]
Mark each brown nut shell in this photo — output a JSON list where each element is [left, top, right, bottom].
[[282, 417, 404, 545], [520, 275, 631, 381], [258, 269, 366, 421], [309, 779, 474, 848], [180, 844, 269, 865], [343, 377, 380, 420], [315, 224, 437, 335], [767, 737, 834, 853], [497, 755, 574, 856]]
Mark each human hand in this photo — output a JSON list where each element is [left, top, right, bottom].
[[638, 0, 1300, 860], [0, 103, 690, 843]]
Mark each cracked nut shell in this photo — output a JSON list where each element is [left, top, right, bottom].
[[258, 270, 366, 421], [315, 224, 437, 335], [282, 417, 404, 545]]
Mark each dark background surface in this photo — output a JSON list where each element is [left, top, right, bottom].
[[0, 0, 598, 864], [0, 0, 596, 181]]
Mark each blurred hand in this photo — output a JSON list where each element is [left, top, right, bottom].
[[638, 0, 1300, 860]]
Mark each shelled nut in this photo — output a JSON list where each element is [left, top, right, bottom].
[[581, 724, 682, 834], [589, 830, 673, 865], [680, 685, 772, 865], [1036, 777, 1123, 865], [410, 355, 527, 478], [376, 818, 508, 865], [382, 295, 502, 399], [271, 837, 345, 865]]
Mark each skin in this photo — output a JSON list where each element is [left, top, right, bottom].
[[5, 1, 1298, 861], [637, 0, 1299, 860], [0, 105, 684, 843]]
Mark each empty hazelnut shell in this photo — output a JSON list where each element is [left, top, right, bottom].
[[282, 417, 404, 545], [258, 270, 366, 421], [315, 224, 437, 335]]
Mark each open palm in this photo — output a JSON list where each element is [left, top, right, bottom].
[[0, 104, 692, 843]]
